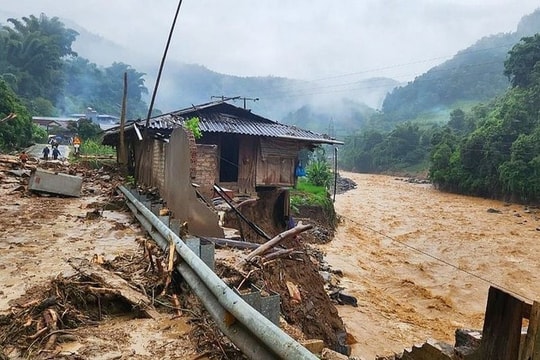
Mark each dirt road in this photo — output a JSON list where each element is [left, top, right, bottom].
[[321, 172, 540, 359]]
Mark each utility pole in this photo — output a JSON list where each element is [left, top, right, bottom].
[[119, 72, 128, 168], [328, 117, 335, 138]]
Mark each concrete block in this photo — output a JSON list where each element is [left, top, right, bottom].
[[29, 169, 82, 197]]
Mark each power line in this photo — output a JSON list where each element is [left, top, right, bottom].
[[340, 214, 534, 302], [239, 42, 519, 102], [257, 61, 505, 101]]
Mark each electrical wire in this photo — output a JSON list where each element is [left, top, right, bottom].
[[237, 42, 521, 101], [340, 214, 535, 302]]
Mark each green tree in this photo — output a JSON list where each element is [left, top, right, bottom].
[[429, 34, 540, 202], [504, 34, 540, 88], [0, 79, 33, 150], [67, 118, 102, 141], [1, 14, 78, 105]]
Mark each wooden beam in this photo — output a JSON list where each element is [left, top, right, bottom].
[[235, 221, 312, 267]]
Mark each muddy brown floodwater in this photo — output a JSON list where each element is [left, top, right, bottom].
[[321, 171, 540, 359]]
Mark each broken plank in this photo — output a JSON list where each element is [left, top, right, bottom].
[[68, 258, 159, 319]]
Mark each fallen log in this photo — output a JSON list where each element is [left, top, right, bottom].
[[236, 221, 313, 267], [68, 258, 159, 319], [202, 236, 289, 252], [261, 248, 295, 262], [201, 236, 259, 250]]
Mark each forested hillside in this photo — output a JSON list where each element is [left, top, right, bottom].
[[340, 8, 540, 190], [282, 99, 375, 138], [429, 33, 540, 203], [0, 14, 149, 120], [381, 8, 540, 123], [0, 14, 151, 150]]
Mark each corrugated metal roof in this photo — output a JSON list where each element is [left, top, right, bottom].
[[105, 101, 342, 145], [197, 113, 333, 141]]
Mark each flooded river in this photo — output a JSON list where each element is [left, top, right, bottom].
[[321, 172, 540, 359]]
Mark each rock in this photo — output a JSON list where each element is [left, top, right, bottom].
[[486, 208, 502, 214], [321, 348, 349, 360], [301, 339, 325, 354]]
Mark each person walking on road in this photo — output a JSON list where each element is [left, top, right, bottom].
[[52, 146, 61, 160], [19, 151, 29, 168], [42, 146, 50, 160]]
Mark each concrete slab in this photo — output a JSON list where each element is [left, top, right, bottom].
[[28, 169, 83, 197]]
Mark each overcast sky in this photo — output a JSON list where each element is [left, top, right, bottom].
[[2, 1, 540, 82]]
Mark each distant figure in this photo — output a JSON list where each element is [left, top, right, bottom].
[[19, 151, 29, 167], [73, 135, 81, 156], [42, 146, 50, 160], [52, 147, 61, 160]]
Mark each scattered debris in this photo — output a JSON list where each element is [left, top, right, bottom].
[[335, 175, 358, 194], [286, 281, 302, 303], [329, 287, 358, 307]]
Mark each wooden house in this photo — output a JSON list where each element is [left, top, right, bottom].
[[102, 100, 341, 238]]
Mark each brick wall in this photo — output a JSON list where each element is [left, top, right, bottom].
[[194, 144, 218, 200], [152, 140, 166, 190], [185, 129, 197, 180]]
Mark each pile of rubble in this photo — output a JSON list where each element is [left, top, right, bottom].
[[335, 175, 358, 194]]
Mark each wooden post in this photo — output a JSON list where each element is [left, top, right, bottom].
[[478, 286, 525, 360], [118, 72, 128, 167], [520, 301, 540, 360]]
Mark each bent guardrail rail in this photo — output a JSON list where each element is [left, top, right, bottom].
[[118, 185, 317, 360]]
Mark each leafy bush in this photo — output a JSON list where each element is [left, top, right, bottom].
[[184, 117, 202, 139], [80, 139, 115, 156], [306, 160, 333, 188]]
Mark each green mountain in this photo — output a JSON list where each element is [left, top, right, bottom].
[[381, 8, 540, 124], [281, 98, 376, 139]]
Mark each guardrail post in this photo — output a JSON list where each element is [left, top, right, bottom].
[[200, 239, 215, 272], [236, 285, 280, 326]]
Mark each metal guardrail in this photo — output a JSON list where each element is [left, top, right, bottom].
[[118, 185, 317, 360]]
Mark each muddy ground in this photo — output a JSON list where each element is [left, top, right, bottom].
[[322, 171, 540, 359], [0, 156, 347, 359], [4, 157, 537, 359], [0, 158, 208, 359]]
